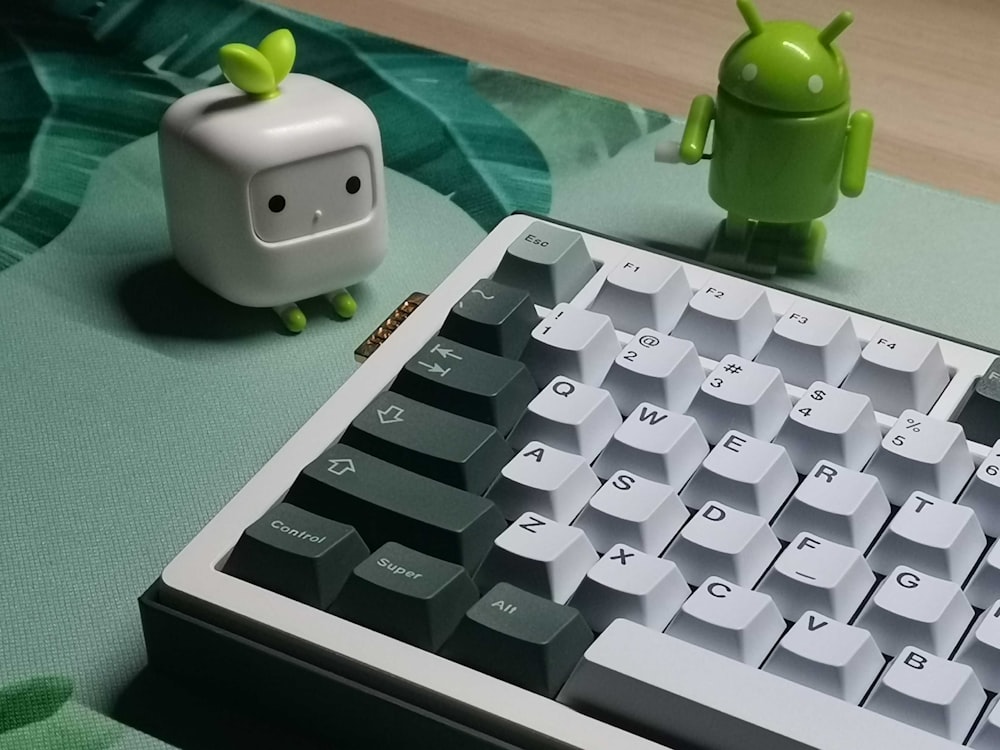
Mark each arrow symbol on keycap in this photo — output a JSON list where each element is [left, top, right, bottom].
[[326, 458, 356, 475], [377, 405, 405, 424], [418, 361, 451, 377], [430, 343, 463, 360]]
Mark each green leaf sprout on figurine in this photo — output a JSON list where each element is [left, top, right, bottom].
[[657, 0, 873, 275]]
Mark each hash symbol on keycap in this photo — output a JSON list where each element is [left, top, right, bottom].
[[724, 363, 743, 375]]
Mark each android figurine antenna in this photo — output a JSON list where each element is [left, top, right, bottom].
[[658, 0, 873, 275]]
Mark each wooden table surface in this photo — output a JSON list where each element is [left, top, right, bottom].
[[284, 0, 1000, 204]]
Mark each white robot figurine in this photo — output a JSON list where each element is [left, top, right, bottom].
[[159, 29, 388, 332]]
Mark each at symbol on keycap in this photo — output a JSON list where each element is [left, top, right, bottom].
[[639, 335, 660, 348], [610, 548, 635, 565], [723, 363, 743, 374], [904, 418, 922, 432]]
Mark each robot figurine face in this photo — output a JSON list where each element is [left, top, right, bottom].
[[718, 0, 852, 114]]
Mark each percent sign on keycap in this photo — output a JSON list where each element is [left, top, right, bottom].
[[905, 418, 922, 432]]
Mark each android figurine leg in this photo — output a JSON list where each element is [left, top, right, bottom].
[[707, 214, 826, 276], [326, 289, 357, 319], [275, 302, 307, 333]]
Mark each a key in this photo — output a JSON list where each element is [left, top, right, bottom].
[[223, 503, 369, 609], [841, 324, 950, 415], [854, 565, 974, 657], [666, 577, 785, 666], [865, 647, 985, 742], [955, 602, 1000, 692], [439, 278, 539, 359], [686, 356, 791, 444], [774, 383, 881, 473], [491, 222, 596, 308], [591, 403, 708, 487], [958, 440, 1000, 536], [755, 301, 861, 388], [771, 461, 890, 550], [671, 274, 774, 361], [441, 582, 593, 697], [521, 304, 620, 387], [865, 410, 975, 505], [679, 430, 797, 519], [663, 501, 780, 588], [286, 444, 505, 571], [967, 540, 1000, 609], [763, 611, 883, 703], [955, 358, 1000, 446], [601, 330, 703, 415], [341, 391, 514, 495], [971, 696, 1000, 750], [572, 471, 689, 555], [866, 491, 986, 582], [487, 441, 600, 523], [568, 544, 689, 632], [757, 533, 875, 623], [328, 542, 479, 651], [588, 251, 691, 334], [474, 513, 597, 604], [508, 376, 621, 463], [392, 335, 538, 436]]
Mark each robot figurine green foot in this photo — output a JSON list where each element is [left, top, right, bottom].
[[662, 0, 873, 275]]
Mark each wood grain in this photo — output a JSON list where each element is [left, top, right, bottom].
[[282, 0, 1000, 203]]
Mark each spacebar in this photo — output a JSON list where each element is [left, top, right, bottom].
[[557, 619, 961, 750]]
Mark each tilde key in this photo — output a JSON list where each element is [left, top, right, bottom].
[[438, 278, 540, 359]]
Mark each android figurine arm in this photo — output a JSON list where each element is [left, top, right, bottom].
[[841, 109, 874, 198], [679, 95, 716, 165]]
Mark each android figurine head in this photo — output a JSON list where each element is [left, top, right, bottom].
[[158, 29, 387, 327], [719, 0, 853, 115]]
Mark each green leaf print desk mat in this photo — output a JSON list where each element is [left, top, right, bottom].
[[2, 0, 999, 748]]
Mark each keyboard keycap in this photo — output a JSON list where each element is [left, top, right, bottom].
[[601, 330, 703, 415], [341, 391, 513, 494], [955, 357, 1000, 446], [487, 441, 599, 523], [521, 304, 620, 387], [439, 278, 539, 359], [222, 503, 369, 609], [687, 356, 790, 444], [865, 647, 985, 742], [763, 611, 883, 702], [588, 251, 690, 334], [329, 542, 479, 651], [955, 602, 1000, 692], [491, 222, 595, 308], [756, 300, 861, 387], [441, 582, 593, 697], [671, 274, 774, 360], [970, 696, 1000, 750], [967, 540, 1000, 609], [958, 440, 1000, 536], [286, 444, 505, 571], [841, 324, 950, 415]]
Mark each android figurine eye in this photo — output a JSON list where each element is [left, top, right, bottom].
[[346, 176, 360, 194], [268, 195, 286, 213], [661, 0, 873, 276]]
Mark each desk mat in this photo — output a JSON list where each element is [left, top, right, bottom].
[[1, 0, 998, 748]]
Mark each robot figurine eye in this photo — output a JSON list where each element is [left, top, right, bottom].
[[345, 176, 361, 194], [268, 195, 286, 212]]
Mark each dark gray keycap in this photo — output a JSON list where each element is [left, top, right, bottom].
[[955, 357, 1000, 445], [285, 443, 506, 571], [492, 222, 595, 307], [329, 542, 479, 652], [439, 278, 539, 359], [440, 582, 594, 697], [391, 335, 537, 436], [222, 503, 369, 609], [340, 391, 513, 494]]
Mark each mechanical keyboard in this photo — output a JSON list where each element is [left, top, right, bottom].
[[144, 213, 1000, 750]]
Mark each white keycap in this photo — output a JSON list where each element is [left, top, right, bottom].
[[763, 611, 883, 703], [663, 501, 779, 587], [569, 544, 690, 632], [756, 301, 861, 387], [865, 411, 975, 505], [474, 512, 597, 604], [521, 303, 620, 387], [854, 565, 974, 657], [955, 602, 1000, 692], [841, 324, 950, 415], [867, 491, 986, 582], [671, 274, 774, 361], [959, 440, 1000, 537], [774, 383, 881, 473], [968, 540, 1000, 609], [970, 696, 1000, 750], [771, 461, 890, 550], [865, 646, 985, 742], [686, 356, 791, 444], [572, 471, 689, 554], [486, 441, 600, 523], [756, 533, 875, 622], [601, 330, 703, 415], [508, 377, 621, 462], [592, 403, 708, 486], [666, 577, 785, 666], [588, 252, 691, 334], [679, 430, 797, 519]]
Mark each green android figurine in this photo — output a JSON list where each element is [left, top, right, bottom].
[[665, 0, 873, 274]]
